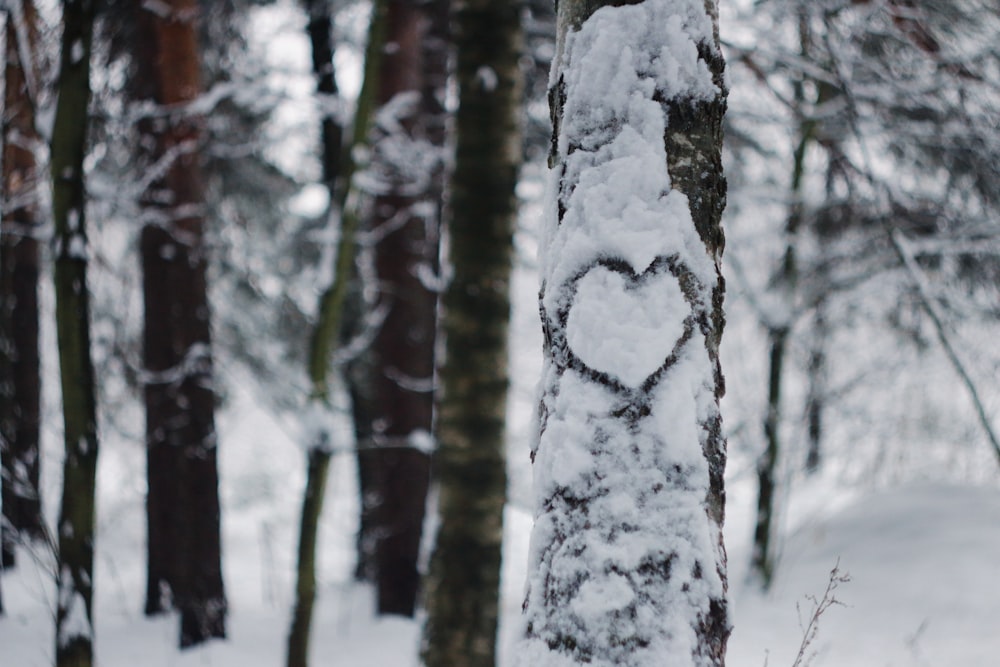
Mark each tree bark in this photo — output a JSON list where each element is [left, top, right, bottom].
[[2, 0, 44, 569], [286, 3, 388, 665], [50, 1, 100, 664], [132, 0, 226, 646], [804, 283, 829, 474], [518, 1, 729, 665], [420, 1, 521, 665], [353, 0, 448, 617], [751, 9, 813, 589]]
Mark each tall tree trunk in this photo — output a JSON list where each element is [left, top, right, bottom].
[[420, 1, 521, 665], [286, 3, 388, 665], [804, 127, 847, 475], [751, 9, 813, 589], [517, 1, 729, 665], [50, 1, 100, 665], [354, 0, 448, 617], [133, 0, 226, 647], [1, 0, 44, 569]]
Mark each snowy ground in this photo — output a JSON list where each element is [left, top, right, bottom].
[[3, 377, 999, 667]]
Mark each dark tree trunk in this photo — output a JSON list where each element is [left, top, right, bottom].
[[50, 1, 100, 664], [753, 326, 787, 587], [420, 0, 521, 664], [1, 0, 44, 570], [354, 0, 448, 617], [804, 298, 828, 474], [751, 9, 812, 589], [133, 0, 226, 647]]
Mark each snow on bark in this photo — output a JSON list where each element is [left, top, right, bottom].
[[519, 1, 729, 665], [57, 567, 93, 648]]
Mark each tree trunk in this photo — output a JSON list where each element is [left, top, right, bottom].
[[419, 1, 521, 665], [353, 0, 448, 617], [286, 3, 388, 665], [133, 0, 226, 646], [751, 9, 813, 589], [804, 296, 828, 474], [286, 447, 332, 667], [1, 0, 44, 570], [50, 2, 100, 664], [517, 1, 729, 665]]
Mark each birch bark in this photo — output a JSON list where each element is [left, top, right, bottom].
[[518, 1, 729, 664]]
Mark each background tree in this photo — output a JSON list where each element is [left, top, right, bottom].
[[723, 0, 1000, 587], [517, 0, 729, 665], [131, 0, 226, 647], [50, 0, 100, 664], [286, 2, 387, 665], [749, 8, 821, 588], [420, 0, 522, 664], [351, 0, 448, 617], [1, 0, 44, 569]]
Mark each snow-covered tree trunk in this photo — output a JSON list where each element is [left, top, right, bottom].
[[518, 1, 729, 665], [133, 0, 226, 647], [50, 1, 100, 664], [420, 0, 522, 664], [1, 0, 44, 568]]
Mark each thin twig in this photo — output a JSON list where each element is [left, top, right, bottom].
[[890, 230, 1000, 467], [791, 561, 851, 667]]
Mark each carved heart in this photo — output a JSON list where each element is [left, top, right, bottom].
[[556, 256, 697, 391]]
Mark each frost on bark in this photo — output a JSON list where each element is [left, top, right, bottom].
[[50, 1, 100, 665], [353, 0, 448, 617], [1, 0, 44, 568], [420, 0, 522, 665], [132, 0, 226, 647], [518, 1, 729, 665]]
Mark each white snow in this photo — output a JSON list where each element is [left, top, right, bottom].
[[540, 0, 720, 312], [6, 474, 998, 665], [726, 484, 1000, 667], [565, 264, 687, 387], [57, 592, 92, 648], [522, 1, 727, 664], [407, 429, 435, 454], [475, 66, 499, 92], [71, 39, 85, 66], [68, 234, 87, 260]]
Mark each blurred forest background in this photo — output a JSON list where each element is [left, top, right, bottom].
[[1, 0, 999, 665]]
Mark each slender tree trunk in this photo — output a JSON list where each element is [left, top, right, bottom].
[[298, 0, 389, 586], [804, 137, 847, 475], [286, 447, 332, 667], [353, 0, 448, 617], [420, 1, 521, 665], [50, 2, 100, 664], [133, 0, 226, 646], [804, 294, 828, 473], [1, 0, 44, 570], [751, 10, 813, 589], [753, 326, 787, 587], [517, 1, 729, 665], [286, 3, 388, 665]]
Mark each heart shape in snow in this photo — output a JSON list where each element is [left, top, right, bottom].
[[547, 256, 702, 393]]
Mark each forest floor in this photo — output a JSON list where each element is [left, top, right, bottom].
[[2, 375, 998, 666]]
